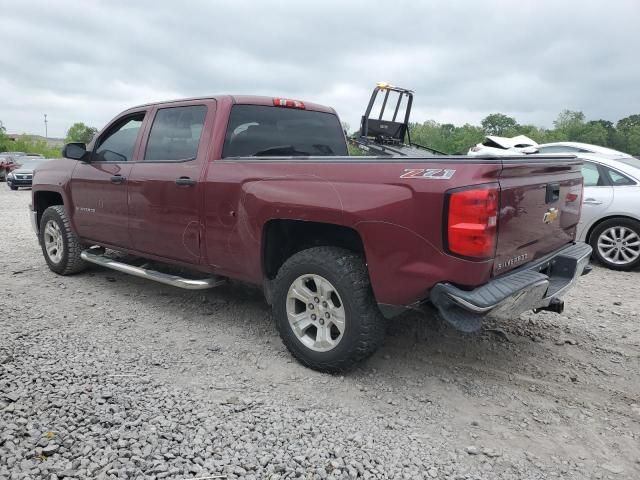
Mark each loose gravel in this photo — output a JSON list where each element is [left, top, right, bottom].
[[1, 187, 639, 479]]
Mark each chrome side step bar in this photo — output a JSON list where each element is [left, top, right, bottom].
[[80, 249, 225, 290]]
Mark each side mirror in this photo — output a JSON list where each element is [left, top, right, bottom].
[[520, 146, 539, 154], [63, 142, 88, 161]]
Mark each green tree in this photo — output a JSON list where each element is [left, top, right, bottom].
[[622, 125, 640, 156], [481, 113, 518, 136], [65, 122, 98, 144], [617, 114, 640, 132], [0, 121, 8, 152], [553, 110, 585, 140]]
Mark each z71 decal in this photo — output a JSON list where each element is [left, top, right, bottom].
[[400, 168, 456, 180]]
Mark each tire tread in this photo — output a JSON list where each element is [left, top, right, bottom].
[[273, 246, 385, 372], [40, 205, 87, 275]]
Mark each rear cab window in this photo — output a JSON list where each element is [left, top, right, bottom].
[[222, 105, 347, 158]]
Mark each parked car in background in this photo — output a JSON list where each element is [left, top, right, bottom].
[[6, 157, 48, 190], [468, 135, 538, 156], [0, 152, 26, 181], [576, 154, 640, 270], [536, 142, 633, 158]]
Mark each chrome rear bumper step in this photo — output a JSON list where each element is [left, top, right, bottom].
[[80, 249, 225, 290]]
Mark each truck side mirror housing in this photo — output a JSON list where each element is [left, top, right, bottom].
[[63, 142, 88, 161]]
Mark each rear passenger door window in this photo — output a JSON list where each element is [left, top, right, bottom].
[[581, 162, 604, 187], [144, 105, 207, 161]]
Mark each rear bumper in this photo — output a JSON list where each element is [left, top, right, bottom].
[[430, 242, 592, 332]]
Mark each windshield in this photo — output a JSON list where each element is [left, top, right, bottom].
[[15, 158, 46, 170], [589, 145, 631, 157], [222, 105, 347, 158]]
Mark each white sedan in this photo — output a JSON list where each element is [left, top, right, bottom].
[[536, 142, 633, 158], [576, 154, 640, 270]]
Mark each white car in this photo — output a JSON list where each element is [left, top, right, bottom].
[[576, 154, 640, 270], [468, 135, 538, 156], [536, 142, 633, 158]]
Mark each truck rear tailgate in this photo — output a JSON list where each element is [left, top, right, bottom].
[[493, 156, 583, 276]]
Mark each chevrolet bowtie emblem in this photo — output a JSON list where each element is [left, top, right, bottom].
[[543, 207, 559, 224]]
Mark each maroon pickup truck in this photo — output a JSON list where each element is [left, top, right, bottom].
[[30, 94, 591, 372]]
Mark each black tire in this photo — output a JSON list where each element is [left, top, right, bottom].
[[9, 184, 17, 190], [589, 218, 640, 271], [39, 205, 87, 275], [273, 246, 386, 373]]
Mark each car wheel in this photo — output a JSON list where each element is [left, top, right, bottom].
[[590, 218, 640, 271], [39, 205, 87, 275], [273, 246, 386, 372], [9, 183, 17, 190]]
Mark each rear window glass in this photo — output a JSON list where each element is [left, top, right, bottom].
[[222, 105, 347, 158], [617, 157, 640, 170], [606, 168, 635, 186]]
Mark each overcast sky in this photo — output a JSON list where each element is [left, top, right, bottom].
[[1, 0, 638, 138]]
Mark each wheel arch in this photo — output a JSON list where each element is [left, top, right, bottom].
[[585, 214, 640, 243], [262, 219, 365, 282], [33, 190, 65, 230]]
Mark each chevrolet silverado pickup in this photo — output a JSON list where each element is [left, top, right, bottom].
[[30, 93, 591, 372]]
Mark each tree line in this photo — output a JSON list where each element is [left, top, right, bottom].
[[4, 113, 640, 158], [408, 111, 640, 156], [0, 122, 97, 157]]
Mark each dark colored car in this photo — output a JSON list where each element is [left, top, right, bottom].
[[7, 157, 48, 190], [30, 94, 591, 371]]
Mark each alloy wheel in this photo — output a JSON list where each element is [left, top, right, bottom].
[[43, 220, 64, 263], [597, 226, 640, 265], [286, 274, 346, 352]]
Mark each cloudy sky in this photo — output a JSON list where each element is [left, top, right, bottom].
[[1, 0, 638, 138]]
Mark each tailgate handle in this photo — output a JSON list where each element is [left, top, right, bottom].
[[546, 183, 560, 203]]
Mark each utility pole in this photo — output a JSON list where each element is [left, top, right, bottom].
[[44, 114, 48, 139]]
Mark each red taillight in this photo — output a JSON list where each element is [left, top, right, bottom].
[[272, 98, 305, 109], [446, 185, 498, 259]]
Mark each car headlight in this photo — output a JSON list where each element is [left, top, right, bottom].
[[7, 172, 14, 179]]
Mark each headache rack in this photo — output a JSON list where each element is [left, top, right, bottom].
[[352, 82, 447, 157]]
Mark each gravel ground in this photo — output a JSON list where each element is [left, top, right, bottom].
[[1, 187, 639, 480]]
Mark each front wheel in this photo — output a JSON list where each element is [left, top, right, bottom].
[[273, 247, 386, 372], [590, 218, 640, 271], [39, 205, 87, 275], [9, 183, 17, 190]]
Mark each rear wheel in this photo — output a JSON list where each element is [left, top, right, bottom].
[[590, 218, 640, 271], [273, 246, 386, 372], [39, 205, 87, 275]]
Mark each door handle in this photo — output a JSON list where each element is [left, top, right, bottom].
[[175, 176, 197, 186], [583, 198, 602, 205], [110, 175, 126, 184]]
